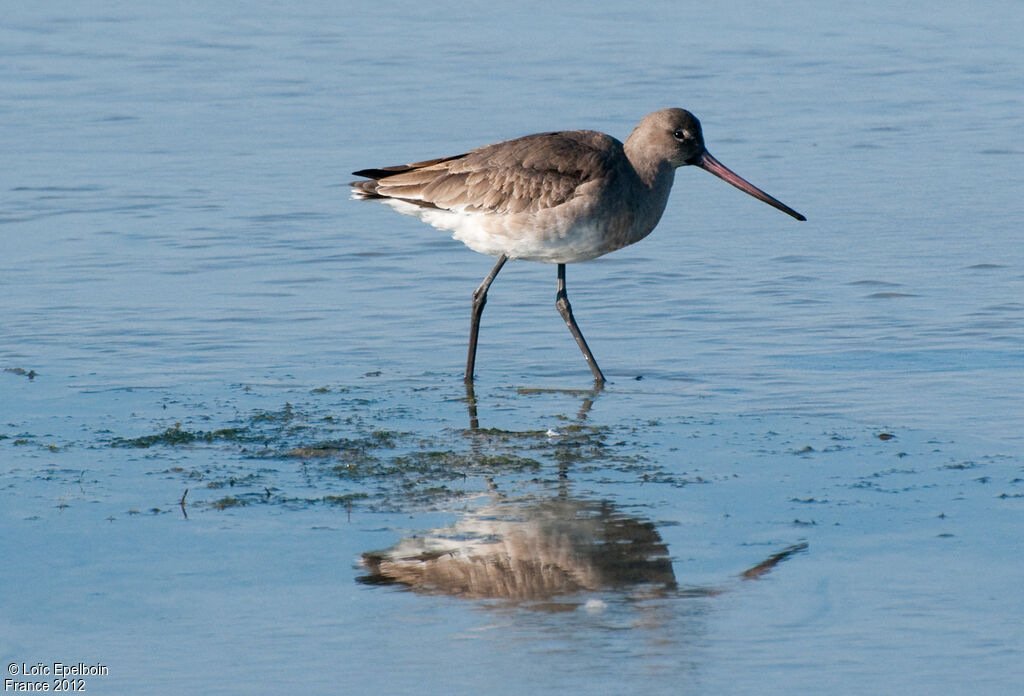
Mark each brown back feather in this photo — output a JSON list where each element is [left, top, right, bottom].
[[351, 130, 622, 215]]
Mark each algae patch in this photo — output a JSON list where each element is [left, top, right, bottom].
[[88, 387, 663, 515], [110, 425, 258, 448]]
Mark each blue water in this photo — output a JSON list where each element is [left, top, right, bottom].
[[2, 2, 1022, 694]]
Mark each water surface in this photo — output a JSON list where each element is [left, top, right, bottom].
[[2, 2, 1022, 694]]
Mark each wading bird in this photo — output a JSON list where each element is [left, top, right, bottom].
[[351, 108, 804, 385]]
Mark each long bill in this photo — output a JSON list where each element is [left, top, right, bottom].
[[697, 151, 806, 221]]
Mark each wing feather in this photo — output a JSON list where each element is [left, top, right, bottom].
[[351, 131, 622, 215]]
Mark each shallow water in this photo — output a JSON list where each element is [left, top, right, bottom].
[[2, 2, 1022, 694]]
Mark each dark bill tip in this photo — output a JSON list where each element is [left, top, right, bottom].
[[698, 151, 805, 221]]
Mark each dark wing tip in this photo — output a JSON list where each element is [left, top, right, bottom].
[[352, 167, 401, 179], [351, 154, 469, 181]]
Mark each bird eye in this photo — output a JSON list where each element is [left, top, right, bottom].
[[673, 129, 689, 140]]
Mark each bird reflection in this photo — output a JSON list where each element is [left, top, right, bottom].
[[463, 381, 600, 431], [368, 384, 807, 603], [359, 496, 676, 600], [359, 494, 806, 602]]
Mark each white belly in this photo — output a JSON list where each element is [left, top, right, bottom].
[[378, 196, 648, 264]]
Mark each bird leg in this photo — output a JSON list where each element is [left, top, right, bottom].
[[555, 264, 606, 385], [464, 380, 480, 430], [465, 254, 508, 382]]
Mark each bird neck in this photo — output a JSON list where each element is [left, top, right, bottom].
[[623, 140, 676, 191], [620, 143, 676, 238]]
